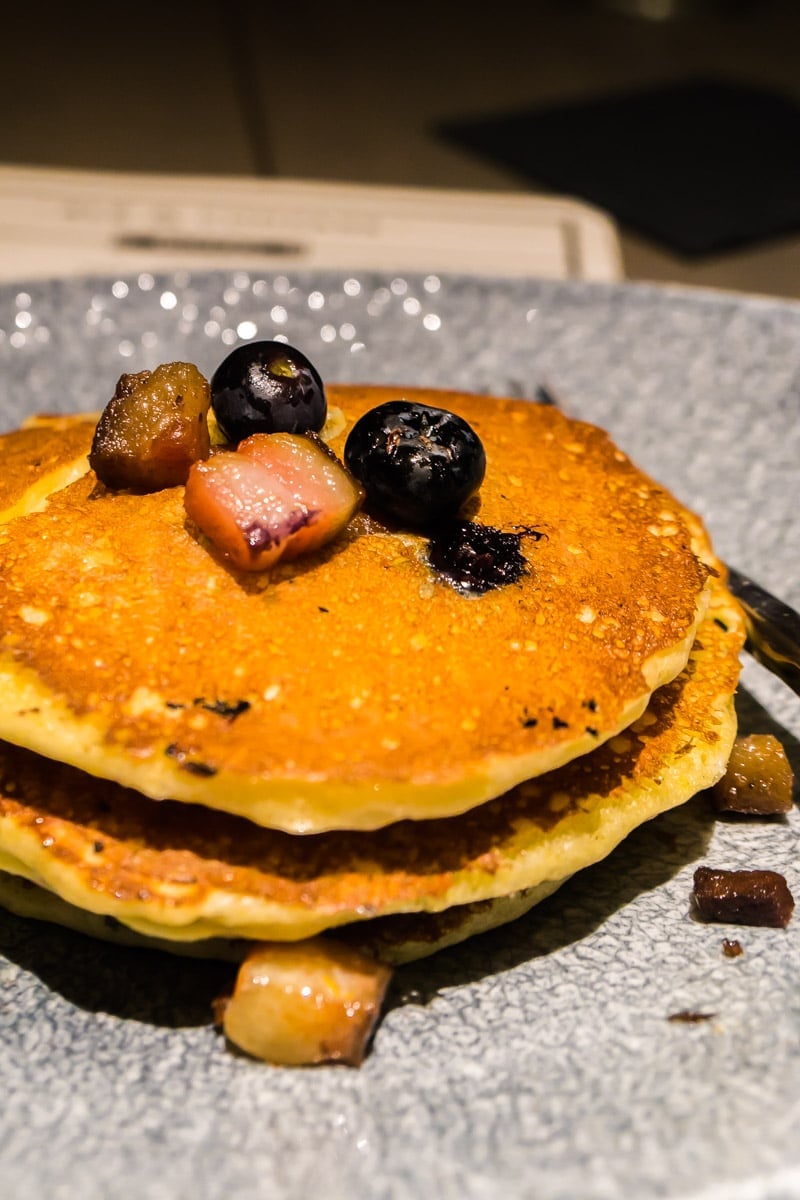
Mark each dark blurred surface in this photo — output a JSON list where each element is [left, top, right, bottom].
[[1, 0, 799, 296], [438, 78, 800, 257]]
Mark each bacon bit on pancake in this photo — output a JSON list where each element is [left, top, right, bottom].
[[216, 937, 392, 1066], [184, 432, 363, 572]]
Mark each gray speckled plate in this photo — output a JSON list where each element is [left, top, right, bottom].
[[0, 271, 799, 1200]]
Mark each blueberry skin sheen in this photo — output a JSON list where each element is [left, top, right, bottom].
[[344, 401, 486, 527], [210, 341, 327, 442]]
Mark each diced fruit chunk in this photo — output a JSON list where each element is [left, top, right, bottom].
[[217, 937, 392, 1066], [712, 733, 795, 815], [237, 432, 364, 559], [184, 433, 363, 571], [185, 452, 308, 571], [89, 362, 211, 491]]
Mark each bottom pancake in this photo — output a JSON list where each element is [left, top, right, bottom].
[[0, 576, 744, 948], [0, 868, 562, 965]]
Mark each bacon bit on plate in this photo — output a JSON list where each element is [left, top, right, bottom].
[[692, 866, 795, 928]]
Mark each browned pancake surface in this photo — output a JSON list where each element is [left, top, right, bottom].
[[0, 415, 95, 521], [0, 387, 711, 831]]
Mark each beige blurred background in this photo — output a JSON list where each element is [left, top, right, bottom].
[[1, 0, 798, 298]]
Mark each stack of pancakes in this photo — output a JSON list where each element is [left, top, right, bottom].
[[0, 386, 744, 968]]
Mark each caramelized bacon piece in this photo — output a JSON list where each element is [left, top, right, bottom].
[[217, 937, 392, 1066]]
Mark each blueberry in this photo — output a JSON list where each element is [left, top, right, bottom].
[[343, 401, 486, 527], [211, 341, 326, 442]]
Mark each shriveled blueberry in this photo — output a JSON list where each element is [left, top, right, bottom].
[[211, 341, 326, 442], [343, 401, 485, 527], [427, 520, 529, 594]]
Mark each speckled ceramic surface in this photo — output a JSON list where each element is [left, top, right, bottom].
[[0, 271, 798, 1200]]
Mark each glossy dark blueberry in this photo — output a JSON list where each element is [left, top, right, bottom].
[[427, 520, 531, 594], [210, 341, 326, 442], [343, 401, 485, 527]]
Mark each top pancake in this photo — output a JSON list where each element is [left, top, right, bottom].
[[0, 413, 98, 524], [0, 385, 712, 832]]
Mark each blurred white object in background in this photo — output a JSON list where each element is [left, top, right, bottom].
[[0, 165, 623, 283]]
